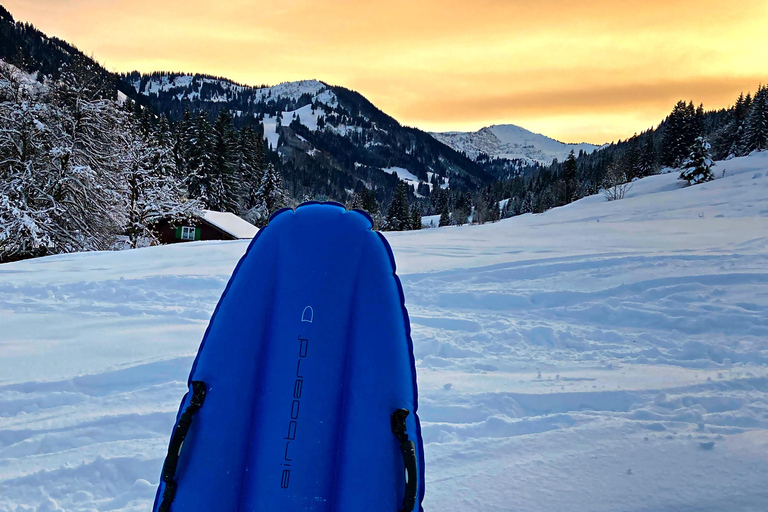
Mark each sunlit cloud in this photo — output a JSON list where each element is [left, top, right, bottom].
[[6, 0, 767, 143]]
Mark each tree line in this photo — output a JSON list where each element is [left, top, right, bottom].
[[0, 59, 290, 262], [423, 84, 768, 227]]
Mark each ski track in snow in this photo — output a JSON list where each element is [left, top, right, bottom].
[[2, 153, 768, 511]]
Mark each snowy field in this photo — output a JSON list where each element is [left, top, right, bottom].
[[2, 153, 768, 511]]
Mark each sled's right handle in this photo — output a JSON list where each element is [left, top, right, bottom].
[[391, 409, 418, 512], [158, 380, 207, 512]]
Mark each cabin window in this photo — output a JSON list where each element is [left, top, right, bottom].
[[181, 226, 196, 240]]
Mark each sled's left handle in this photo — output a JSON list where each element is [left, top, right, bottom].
[[391, 409, 418, 512], [158, 380, 207, 512]]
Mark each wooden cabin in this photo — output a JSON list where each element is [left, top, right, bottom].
[[154, 210, 259, 244]]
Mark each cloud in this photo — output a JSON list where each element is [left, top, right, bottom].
[[4, 0, 767, 142]]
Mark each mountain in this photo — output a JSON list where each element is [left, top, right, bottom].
[[123, 71, 495, 199], [0, 0, 494, 209], [432, 124, 601, 167], [0, 5, 145, 105]]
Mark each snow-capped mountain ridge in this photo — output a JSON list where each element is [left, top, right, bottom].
[[123, 72, 494, 194], [127, 73, 337, 108], [432, 123, 601, 165]]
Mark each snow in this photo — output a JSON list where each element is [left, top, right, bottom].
[[201, 210, 258, 239], [421, 214, 440, 228], [382, 166, 419, 184], [0, 60, 44, 93], [251, 79, 328, 104], [432, 124, 600, 165], [382, 166, 426, 195], [261, 103, 323, 150], [2, 152, 768, 511]]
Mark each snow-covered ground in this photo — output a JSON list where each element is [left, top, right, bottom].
[[2, 153, 768, 511]]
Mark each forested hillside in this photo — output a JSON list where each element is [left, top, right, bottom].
[[122, 71, 494, 203], [469, 86, 768, 224]]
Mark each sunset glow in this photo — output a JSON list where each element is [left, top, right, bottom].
[[6, 0, 768, 143]]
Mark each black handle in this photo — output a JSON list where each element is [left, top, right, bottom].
[[391, 409, 418, 512], [158, 380, 207, 512]]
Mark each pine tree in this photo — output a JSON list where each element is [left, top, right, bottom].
[[623, 135, 641, 180], [186, 112, 214, 205], [173, 109, 194, 178], [661, 100, 699, 167], [439, 205, 451, 227], [638, 135, 657, 176], [712, 92, 750, 159], [484, 188, 500, 222], [248, 163, 286, 226], [741, 85, 768, 154], [120, 111, 199, 248], [386, 181, 410, 231], [522, 191, 534, 213], [208, 110, 241, 213], [452, 192, 471, 226], [410, 204, 422, 230], [680, 136, 714, 185], [359, 187, 379, 217], [238, 126, 266, 212], [561, 150, 578, 202]]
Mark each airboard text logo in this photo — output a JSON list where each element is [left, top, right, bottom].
[[280, 335, 308, 489]]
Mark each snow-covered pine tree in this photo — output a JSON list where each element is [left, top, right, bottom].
[[185, 111, 215, 206], [247, 163, 286, 226], [173, 109, 194, 177], [238, 126, 267, 212], [119, 108, 200, 248], [521, 191, 534, 213], [710, 92, 750, 159], [680, 136, 714, 185], [208, 110, 242, 213], [510, 196, 523, 216], [661, 100, 700, 167], [741, 85, 768, 154], [350, 193, 362, 210]]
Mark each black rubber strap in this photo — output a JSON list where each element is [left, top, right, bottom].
[[391, 409, 418, 512], [158, 380, 207, 512]]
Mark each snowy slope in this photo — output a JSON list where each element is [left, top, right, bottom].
[[432, 124, 601, 165], [2, 153, 768, 511]]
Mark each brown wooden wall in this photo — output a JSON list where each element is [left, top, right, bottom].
[[154, 218, 238, 245]]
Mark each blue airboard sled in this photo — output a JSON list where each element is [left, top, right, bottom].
[[153, 203, 425, 512]]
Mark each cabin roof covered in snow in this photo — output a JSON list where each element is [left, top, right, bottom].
[[201, 210, 259, 239]]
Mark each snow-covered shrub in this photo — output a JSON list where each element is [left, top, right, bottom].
[[601, 163, 632, 201], [680, 136, 714, 185]]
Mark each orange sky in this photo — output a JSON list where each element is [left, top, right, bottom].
[[5, 0, 767, 144]]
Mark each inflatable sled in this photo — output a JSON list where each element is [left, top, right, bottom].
[[152, 203, 425, 512]]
